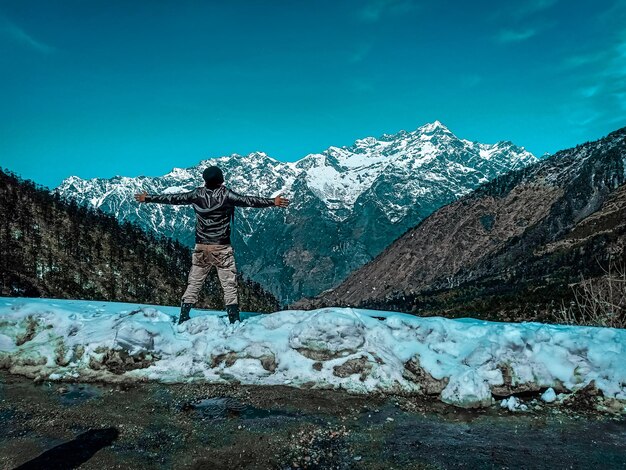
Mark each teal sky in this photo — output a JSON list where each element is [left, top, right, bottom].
[[1, 0, 625, 188]]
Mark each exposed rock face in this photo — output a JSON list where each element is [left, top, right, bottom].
[[55, 122, 535, 303], [332, 356, 373, 381], [89, 349, 157, 375], [305, 127, 626, 322], [210, 350, 277, 373], [403, 357, 449, 395]]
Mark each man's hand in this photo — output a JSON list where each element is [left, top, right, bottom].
[[274, 194, 290, 208], [134, 191, 147, 203]]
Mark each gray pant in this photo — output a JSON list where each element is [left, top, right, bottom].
[[182, 244, 238, 306]]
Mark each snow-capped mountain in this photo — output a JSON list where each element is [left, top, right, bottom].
[[305, 126, 626, 323], [56, 121, 537, 303]]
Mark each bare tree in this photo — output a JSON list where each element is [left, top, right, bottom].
[[556, 258, 626, 328]]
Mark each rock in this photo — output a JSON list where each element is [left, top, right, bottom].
[[599, 398, 626, 415], [403, 356, 449, 395], [54, 341, 70, 367], [332, 356, 372, 381], [16, 316, 39, 346], [0, 353, 9, 369], [210, 352, 238, 368], [561, 381, 603, 411], [74, 345, 85, 361], [89, 349, 157, 375], [211, 348, 277, 373], [490, 362, 542, 396], [259, 354, 277, 373]]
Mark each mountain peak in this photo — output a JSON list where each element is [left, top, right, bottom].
[[418, 120, 452, 135], [246, 151, 270, 159]]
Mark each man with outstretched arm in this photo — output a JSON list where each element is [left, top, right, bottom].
[[134, 166, 289, 324]]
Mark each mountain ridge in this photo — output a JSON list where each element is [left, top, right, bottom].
[[56, 122, 537, 303], [300, 126, 626, 322]]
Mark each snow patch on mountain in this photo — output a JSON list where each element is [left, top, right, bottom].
[[292, 122, 535, 217], [162, 186, 190, 194]]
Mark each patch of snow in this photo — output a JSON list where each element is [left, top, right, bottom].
[[162, 186, 191, 194], [2, 298, 622, 409], [480, 148, 495, 160], [441, 368, 493, 408], [501, 396, 528, 412]]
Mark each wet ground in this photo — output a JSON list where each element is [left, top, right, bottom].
[[1, 371, 625, 469]]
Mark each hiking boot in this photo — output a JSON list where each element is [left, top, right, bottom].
[[226, 304, 240, 324], [178, 302, 193, 324]]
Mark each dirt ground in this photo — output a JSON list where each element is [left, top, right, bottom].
[[1, 371, 625, 470]]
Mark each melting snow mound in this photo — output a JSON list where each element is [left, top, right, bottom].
[[0, 298, 625, 409]]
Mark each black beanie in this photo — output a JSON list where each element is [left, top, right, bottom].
[[202, 166, 224, 189]]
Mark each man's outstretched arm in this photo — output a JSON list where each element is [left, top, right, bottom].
[[227, 189, 290, 208], [134, 190, 197, 205]]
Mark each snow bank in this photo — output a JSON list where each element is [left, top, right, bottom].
[[1, 298, 625, 409]]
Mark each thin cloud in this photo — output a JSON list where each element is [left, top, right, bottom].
[[562, 52, 607, 68], [579, 85, 600, 98], [496, 28, 537, 43], [356, 0, 417, 23], [0, 15, 55, 54], [489, 0, 558, 22], [559, 23, 626, 131], [489, 0, 557, 45], [349, 43, 373, 63], [512, 0, 559, 19]]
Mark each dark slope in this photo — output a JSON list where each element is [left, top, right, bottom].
[[0, 169, 278, 312], [301, 127, 626, 322]]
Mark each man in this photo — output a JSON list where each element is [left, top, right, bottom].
[[134, 166, 289, 324]]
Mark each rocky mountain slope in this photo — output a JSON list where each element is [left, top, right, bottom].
[[0, 169, 278, 312], [303, 127, 626, 322], [56, 122, 536, 303]]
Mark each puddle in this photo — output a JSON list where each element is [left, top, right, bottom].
[[187, 397, 298, 420], [0, 409, 19, 439], [56, 383, 102, 407]]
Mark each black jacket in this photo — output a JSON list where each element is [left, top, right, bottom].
[[145, 185, 274, 245]]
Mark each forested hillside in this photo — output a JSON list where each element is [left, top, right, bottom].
[[0, 169, 278, 312]]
